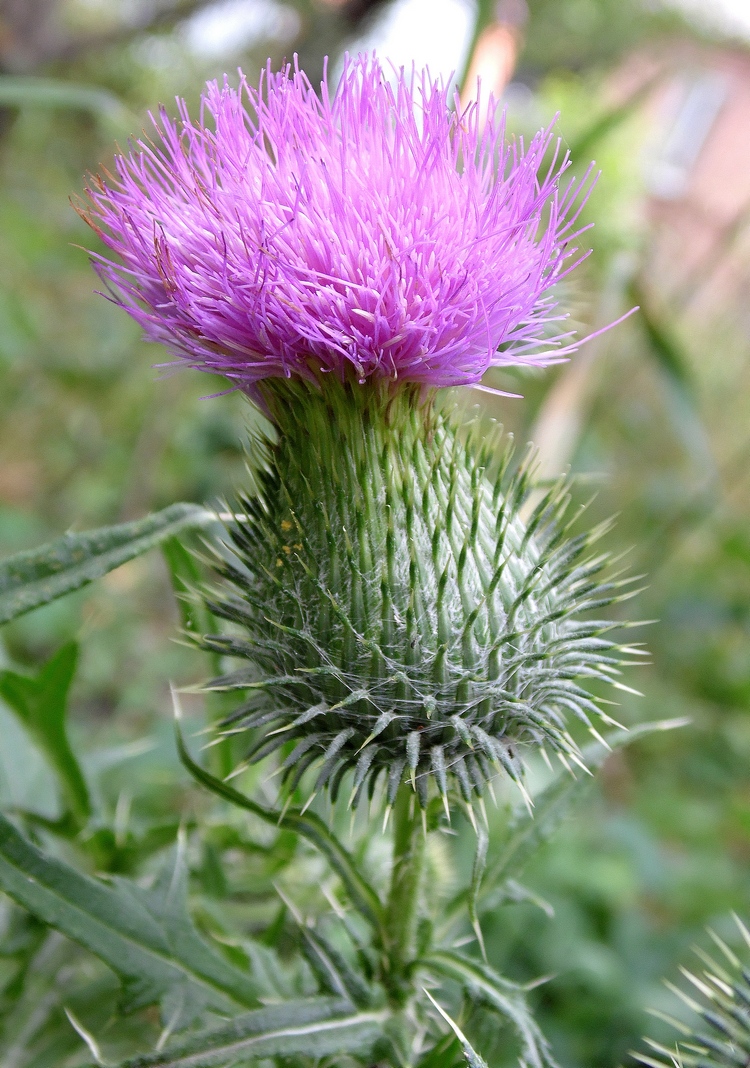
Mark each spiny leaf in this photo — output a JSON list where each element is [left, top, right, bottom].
[[174, 708, 386, 944], [484, 718, 688, 892], [298, 925, 372, 1007], [95, 998, 386, 1068], [425, 950, 556, 1068], [0, 812, 260, 1023], [0, 503, 214, 625], [468, 823, 489, 962], [423, 987, 490, 1068]]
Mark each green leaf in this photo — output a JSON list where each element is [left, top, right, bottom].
[[628, 277, 692, 392], [100, 999, 386, 1068], [162, 537, 218, 643], [0, 642, 90, 827], [468, 823, 488, 962], [0, 503, 214, 626], [460, 1039, 491, 1068], [423, 987, 490, 1068], [566, 75, 659, 160], [298, 924, 372, 1007], [175, 712, 387, 945], [425, 951, 554, 1068], [415, 1031, 464, 1068], [0, 75, 134, 129], [490, 878, 555, 918], [484, 719, 688, 891], [0, 812, 260, 1023]]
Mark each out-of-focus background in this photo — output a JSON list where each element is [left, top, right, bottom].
[[2, 0, 750, 1064]]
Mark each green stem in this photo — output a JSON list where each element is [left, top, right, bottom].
[[458, 0, 499, 95], [384, 787, 426, 1005]]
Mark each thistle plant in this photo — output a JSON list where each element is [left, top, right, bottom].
[[0, 53, 667, 1068], [81, 55, 626, 810]]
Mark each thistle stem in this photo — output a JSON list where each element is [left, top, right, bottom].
[[384, 787, 425, 1005]]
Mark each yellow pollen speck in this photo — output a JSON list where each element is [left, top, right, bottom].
[[276, 558, 283, 567], [294, 543, 303, 550], [282, 545, 292, 555], [281, 519, 293, 531]]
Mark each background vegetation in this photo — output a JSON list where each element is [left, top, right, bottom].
[[1, 0, 750, 1064]]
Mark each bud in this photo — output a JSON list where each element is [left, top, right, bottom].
[[202, 378, 628, 810]]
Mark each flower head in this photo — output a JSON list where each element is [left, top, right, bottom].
[[82, 54, 594, 394]]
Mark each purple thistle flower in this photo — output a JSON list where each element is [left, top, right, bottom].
[[81, 53, 596, 395]]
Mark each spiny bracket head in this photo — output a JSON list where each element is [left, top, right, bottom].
[[200, 379, 637, 813]]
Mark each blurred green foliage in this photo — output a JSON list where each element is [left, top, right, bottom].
[[1, 0, 750, 1065]]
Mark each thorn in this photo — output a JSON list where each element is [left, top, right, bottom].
[[557, 752, 575, 777], [486, 779, 498, 808], [267, 722, 295, 736], [356, 732, 376, 754], [540, 747, 554, 772], [517, 779, 534, 815], [664, 979, 702, 1014], [382, 803, 392, 834], [223, 761, 251, 783], [478, 796, 489, 829], [442, 792, 451, 824], [644, 1008, 692, 1037], [703, 970, 733, 997], [201, 729, 244, 750], [472, 918, 488, 964], [707, 927, 740, 969], [611, 680, 644, 697], [423, 988, 469, 1046], [568, 751, 593, 776], [421, 806, 427, 838], [465, 803, 478, 833], [523, 972, 557, 991], [156, 996, 184, 1052], [170, 682, 183, 722], [277, 792, 293, 825], [597, 711, 626, 730], [65, 1009, 104, 1065], [679, 966, 716, 1001], [300, 791, 317, 815], [264, 763, 287, 782], [273, 881, 304, 925], [451, 934, 476, 948], [193, 723, 217, 737], [733, 912, 750, 951], [588, 726, 611, 750], [321, 883, 347, 921]]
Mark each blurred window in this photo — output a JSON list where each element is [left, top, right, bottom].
[[647, 70, 727, 199]]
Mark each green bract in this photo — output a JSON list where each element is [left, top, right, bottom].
[[202, 380, 631, 810], [635, 917, 750, 1068]]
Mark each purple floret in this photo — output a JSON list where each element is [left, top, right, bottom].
[[81, 53, 595, 395]]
